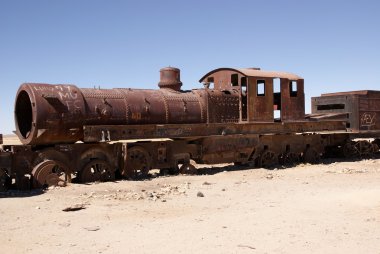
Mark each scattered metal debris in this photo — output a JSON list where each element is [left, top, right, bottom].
[[62, 204, 86, 212]]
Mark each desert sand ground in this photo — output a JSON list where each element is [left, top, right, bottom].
[[1, 136, 380, 254]]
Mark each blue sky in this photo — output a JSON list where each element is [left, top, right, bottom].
[[1, 0, 379, 134]]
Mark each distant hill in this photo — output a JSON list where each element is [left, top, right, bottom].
[[2, 134, 21, 145]]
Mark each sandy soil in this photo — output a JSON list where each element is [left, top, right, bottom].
[[1, 156, 380, 254]]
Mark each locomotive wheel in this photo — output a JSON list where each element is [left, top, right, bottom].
[[343, 141, 376, 158], [258, 150, 277, 168], [357, 140, 374, 157], [126, 146, 151, 179], [32, 148, 72, 188], [343, 142, 359, 158], [32, 160, 70, 188], [35, 148, 70, 165], [179, 163, 197, 175], [303, 148, 320, 164], [372, 142, 379, 154], [373, 139, 380, 150], [279, 152, 299, 166], [79, 159, 115, 183]]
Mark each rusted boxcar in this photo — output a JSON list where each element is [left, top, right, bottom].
[[312, 90, 380, 134]]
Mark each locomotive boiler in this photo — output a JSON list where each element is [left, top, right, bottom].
[[15, 67, 242, 145], [15, 67, 207, 145]]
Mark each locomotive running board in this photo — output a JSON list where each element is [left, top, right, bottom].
[[83, 120, 347, 143]]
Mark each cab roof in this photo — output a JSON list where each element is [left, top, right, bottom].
[[199, 67, 303, 82]]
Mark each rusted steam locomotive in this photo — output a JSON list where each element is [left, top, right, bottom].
[[1, 67, 379, 191]]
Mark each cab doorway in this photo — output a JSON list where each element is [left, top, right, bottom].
[[273, 78, 281, 121]]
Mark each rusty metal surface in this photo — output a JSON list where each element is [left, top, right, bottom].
[[280, 79, 305, 121], [14, 67, 216, 145], [15, 84, 86, 145], [3, 128, 378, 190], [0, 142, 122, 189], [247, 77, 274, 121], [82, 120, 347, 142], [199, 68, 303, 83], [358, 96, 380, 131], [14, 67, 321, 145], [15, 84, 206, 145], [198, 132, 332, 166], [306, 112, 348, 120], [199, 67, 305, 122], [312, 90, 380, 133], [205, 89, 240, 123], [158, 67, 182, 91], [320, 90, 380, 97], [199, 135, 258, 164], [7, 66, 380, 191], [199, 69, 245, 90]]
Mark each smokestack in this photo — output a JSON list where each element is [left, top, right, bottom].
[[158, 67, 182, 91]]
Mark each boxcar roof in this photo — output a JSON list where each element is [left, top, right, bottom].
[[321, 90, 380, 96]]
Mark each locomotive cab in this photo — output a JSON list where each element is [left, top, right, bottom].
[[199, 68, 305, 123]]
